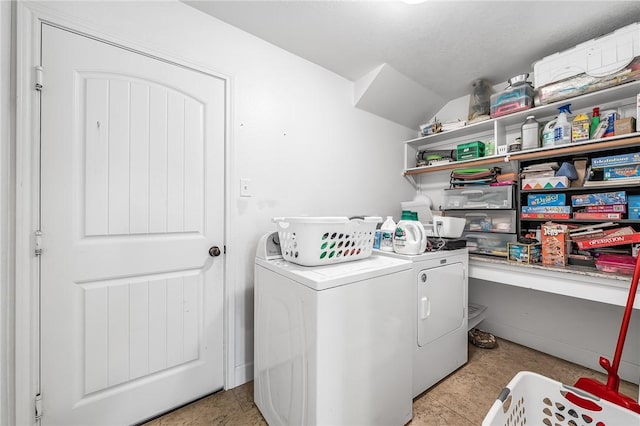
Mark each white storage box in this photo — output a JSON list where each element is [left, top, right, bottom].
[[273, 216, 381, 266], [534, 22, 640, 88], [424, 215, 465, 238], [483, 371, 640, 426]]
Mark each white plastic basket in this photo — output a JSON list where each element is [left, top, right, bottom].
[[483, 371, 640, 426], [272, 216, 382, 266]]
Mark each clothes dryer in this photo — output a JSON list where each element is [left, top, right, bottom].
[[377, 248, 468, 397], [254, 250, 414, 425]]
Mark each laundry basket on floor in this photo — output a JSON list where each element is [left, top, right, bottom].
[[273, 216, 381, 266], [483, 371, 640, 426]]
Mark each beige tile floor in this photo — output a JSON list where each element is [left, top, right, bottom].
[[141, 338, 639, 425]]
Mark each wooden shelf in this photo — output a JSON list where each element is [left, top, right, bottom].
[[404, 134, 640, 176]]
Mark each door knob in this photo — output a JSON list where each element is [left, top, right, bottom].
[[209, 246, 221, 257]]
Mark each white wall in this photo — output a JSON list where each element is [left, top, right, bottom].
[[470, 279, 640, 383], [1, 1, 15, 425], [13, 0, 415, 394]]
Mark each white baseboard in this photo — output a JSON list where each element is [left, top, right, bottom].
[[232, 362, 253, 389]]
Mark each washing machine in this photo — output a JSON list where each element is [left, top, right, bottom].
[[377, 248, 468, 397], [254, 234, 414, 426]]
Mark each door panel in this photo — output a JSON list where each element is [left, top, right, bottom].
[[40, 24, 225, 425], [417, 263, 465, 347]]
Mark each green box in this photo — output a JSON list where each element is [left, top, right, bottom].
[[456, 141, 485, 160]]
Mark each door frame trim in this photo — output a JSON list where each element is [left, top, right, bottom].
[[15, 4, 235, 424]]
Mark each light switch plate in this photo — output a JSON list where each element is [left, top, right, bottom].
[[240, 178, 252, 197]]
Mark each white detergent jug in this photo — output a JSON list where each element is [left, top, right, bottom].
[[393, 219, 427, 255]]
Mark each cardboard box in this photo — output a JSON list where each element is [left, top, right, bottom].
[[614, 117, 636, 136], [521, 176, 570, 190], [541, 223, 570, 266], [570, 191, 627, 207], [628, 194, 640, 219], [527, 193, 566, 206], [521, 206, 571, 214], [572, 212, 622, 220], [591, 152, 640, 168], [508, 242, 541, 263], [604, 165, 640, 180], [521, 212, 571, 219], [576, 232, 640, 249]]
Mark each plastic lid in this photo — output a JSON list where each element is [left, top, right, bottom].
[[592, 107, 600, 116]]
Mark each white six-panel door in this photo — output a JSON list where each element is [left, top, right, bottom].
[[39, 24, 225, 425]]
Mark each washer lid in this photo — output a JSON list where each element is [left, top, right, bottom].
[[255, 255, 412, 291], [375, 247, 468, 261]]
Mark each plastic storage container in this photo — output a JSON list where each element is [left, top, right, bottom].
[[463, 232, 517, 257], [533, 22, 640, 88], [443, 186, 514, 209], [444, 210, 516, 233], [490, 82, 534, 118], [595, 254, 636, 275], [273, 216, 381, 266], [456, 141, 485, 160], [483, 371, 640, 426]]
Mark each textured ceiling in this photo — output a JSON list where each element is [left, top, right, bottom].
[[184, 1, 640, 126]]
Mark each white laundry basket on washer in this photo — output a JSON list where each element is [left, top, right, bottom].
[[273, 216, 382, 266]]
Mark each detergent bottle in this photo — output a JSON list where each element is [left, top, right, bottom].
[[379, 216, 396, 252], [553, 104, 572, 145], [542, 119, 556, 147], [393, 211, 427, 255]]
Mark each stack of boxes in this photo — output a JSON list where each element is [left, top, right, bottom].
[[571, 191, 627, 220]]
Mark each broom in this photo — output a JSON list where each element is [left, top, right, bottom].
[[573, 248, 640, 414]]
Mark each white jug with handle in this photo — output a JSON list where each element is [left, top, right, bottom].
[[393, 214, 427, 255]]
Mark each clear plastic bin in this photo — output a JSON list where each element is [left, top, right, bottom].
[[443, 186, 514, 210]]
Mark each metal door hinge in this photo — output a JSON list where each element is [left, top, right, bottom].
[[35, 393, 43, 421], [34, 230, 42, 256], [35, 66, 43, 91], [224, 245, 227, 254]]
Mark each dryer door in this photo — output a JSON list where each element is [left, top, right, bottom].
[[417, 263, 465, 347]]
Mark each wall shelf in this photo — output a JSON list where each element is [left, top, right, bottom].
[[403, 80, 640, 181], [404, 134, 640, 176]]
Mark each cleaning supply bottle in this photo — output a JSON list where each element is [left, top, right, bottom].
[[521, 115, 540, 150], [379, 216, 396, 252], [393, 212, 427, 255], [542, 119, 556, 147], [571, 111, 590, 143], [554, 104, 572, 145], [589, 107, 600, 139]]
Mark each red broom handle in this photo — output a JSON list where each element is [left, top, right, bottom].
[[607, 247, 640, 390]]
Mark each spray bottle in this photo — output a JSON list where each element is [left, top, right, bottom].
[[554, 104, 572, 145]]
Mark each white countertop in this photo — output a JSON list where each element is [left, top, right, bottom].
[[469, 255, 639, 309]]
